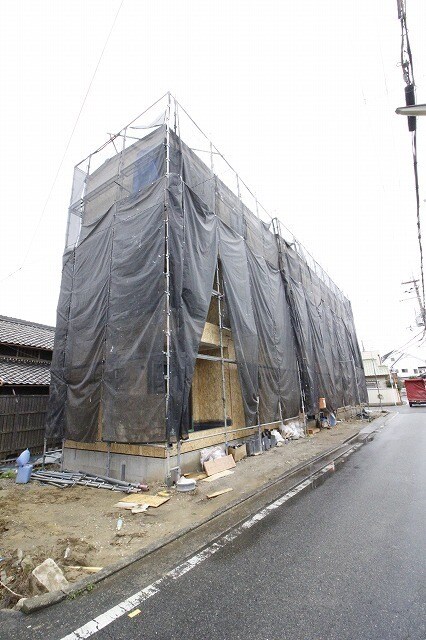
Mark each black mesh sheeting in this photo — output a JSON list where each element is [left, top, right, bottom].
[[282, 245, 318, 414], [218, 221, 259, 426], [46, 134, 167, 444], [64, 225, 113, 441], [45, 249, 75, 440], [101, 189, 166, 443], [168, 177, 218, 441], [247, 249, 300, 423], [47, 125, 366, 447]]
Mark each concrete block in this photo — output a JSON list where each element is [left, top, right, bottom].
[[31, 559, 68, 593]]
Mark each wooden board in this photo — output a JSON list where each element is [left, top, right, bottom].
[[204, 454, 236, 477], [206, 487, 233, 499], [184, 472, 208, 481], [201, 469, 234, 482], [119, 494, 170, 507], [65, 440, 166, 458], [114, 501, 138, 509]]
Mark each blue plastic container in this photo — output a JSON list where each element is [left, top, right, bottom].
[[16, 464, 33, 484]]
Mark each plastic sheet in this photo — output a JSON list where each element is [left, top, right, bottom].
[[218, 221, 259, 426], [168, 177, 218, 441]]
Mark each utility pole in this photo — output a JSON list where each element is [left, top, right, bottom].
[[372, 357, 383, 411], [402, 279, 426, 328]]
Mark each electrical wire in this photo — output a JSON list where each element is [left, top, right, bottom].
[[0, 0, 125, 284], [382, 328, 425, 364]]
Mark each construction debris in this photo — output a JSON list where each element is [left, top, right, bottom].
[[228, 443, 247, 462], [206, 488, 233, 499], [204, 454, 236, 477], [201, 469, 234, 482], [184, 472, 207, 481], [118, 494, 170, 507], [31, 559, 68, 593], [131, 505, 149, 514], [31, 470, 148, 493]]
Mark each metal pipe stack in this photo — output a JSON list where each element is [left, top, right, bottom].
[[31, 469, 149, 493]]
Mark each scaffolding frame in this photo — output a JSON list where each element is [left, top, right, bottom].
[[60, 93, 363, 482]]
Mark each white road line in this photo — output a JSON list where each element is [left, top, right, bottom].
[[58, 471, 324, 640]]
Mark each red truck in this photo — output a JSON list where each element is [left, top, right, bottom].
[[404, 377, 426, 407]]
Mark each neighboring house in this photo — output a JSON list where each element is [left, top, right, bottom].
[[362, 351, 400, 406], [0, 315, 55, 458], [385, 353, 426, 381]]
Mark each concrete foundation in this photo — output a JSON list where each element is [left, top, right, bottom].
[[64, 409, 357, 483], [64, 442, 227, 484]]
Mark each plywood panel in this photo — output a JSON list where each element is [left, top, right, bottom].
[[200, 322, 220, 347], [204, 454, 236, 476]]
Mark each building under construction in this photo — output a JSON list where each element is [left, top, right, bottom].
[[46, 95, 367, 481]]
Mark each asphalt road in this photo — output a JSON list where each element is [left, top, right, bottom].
[[2, 406, 425, 640]]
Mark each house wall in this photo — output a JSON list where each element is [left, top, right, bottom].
[[367, 387, 399, 406]]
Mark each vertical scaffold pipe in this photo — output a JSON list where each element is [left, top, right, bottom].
[[163, 94, 174, 483], [42, 437, 47, 471], [216, 262, 229, 450], [60, 438, 65, 472], [256, 396, 262, 453], [297, 362, 307, 435]]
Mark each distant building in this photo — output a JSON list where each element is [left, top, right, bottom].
[[0, 315, 55, 458], [385, 353, 426, 381], [362, 350, 401, 406]]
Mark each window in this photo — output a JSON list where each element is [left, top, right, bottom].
[[413, 369, 418, 374], [401, 369, 408, 373]]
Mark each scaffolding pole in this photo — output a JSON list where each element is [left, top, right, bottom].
[[42, 437, 47, 471], [256, 396, 262, 452], [297, 361, 307, 434], [106, 442, 111, 477], [216, 262, 229, 450], [164, 93, 172, 482]]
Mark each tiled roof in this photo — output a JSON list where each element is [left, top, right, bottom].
[[0, 357, 51, 386], [0, 315, 55, 350]]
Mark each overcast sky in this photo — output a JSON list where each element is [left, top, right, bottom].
[[1, 0, 426, 360]]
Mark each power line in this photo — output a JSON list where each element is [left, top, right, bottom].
[[0, 0, 125, 284]]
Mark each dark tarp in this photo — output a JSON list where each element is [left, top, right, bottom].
[[168, 176, 218, 441], [45, 249, 75, 441], [247, 249, 300, 423], [218, 221, 259, 426], [64, 224, 112, 441], [47, 126, 366, 445], [101, 189, 166, 443]]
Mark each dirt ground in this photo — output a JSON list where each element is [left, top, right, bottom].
[[0, 419, 370, 608]]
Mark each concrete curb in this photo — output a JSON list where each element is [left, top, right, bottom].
[[17, 416, 390, 614]]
